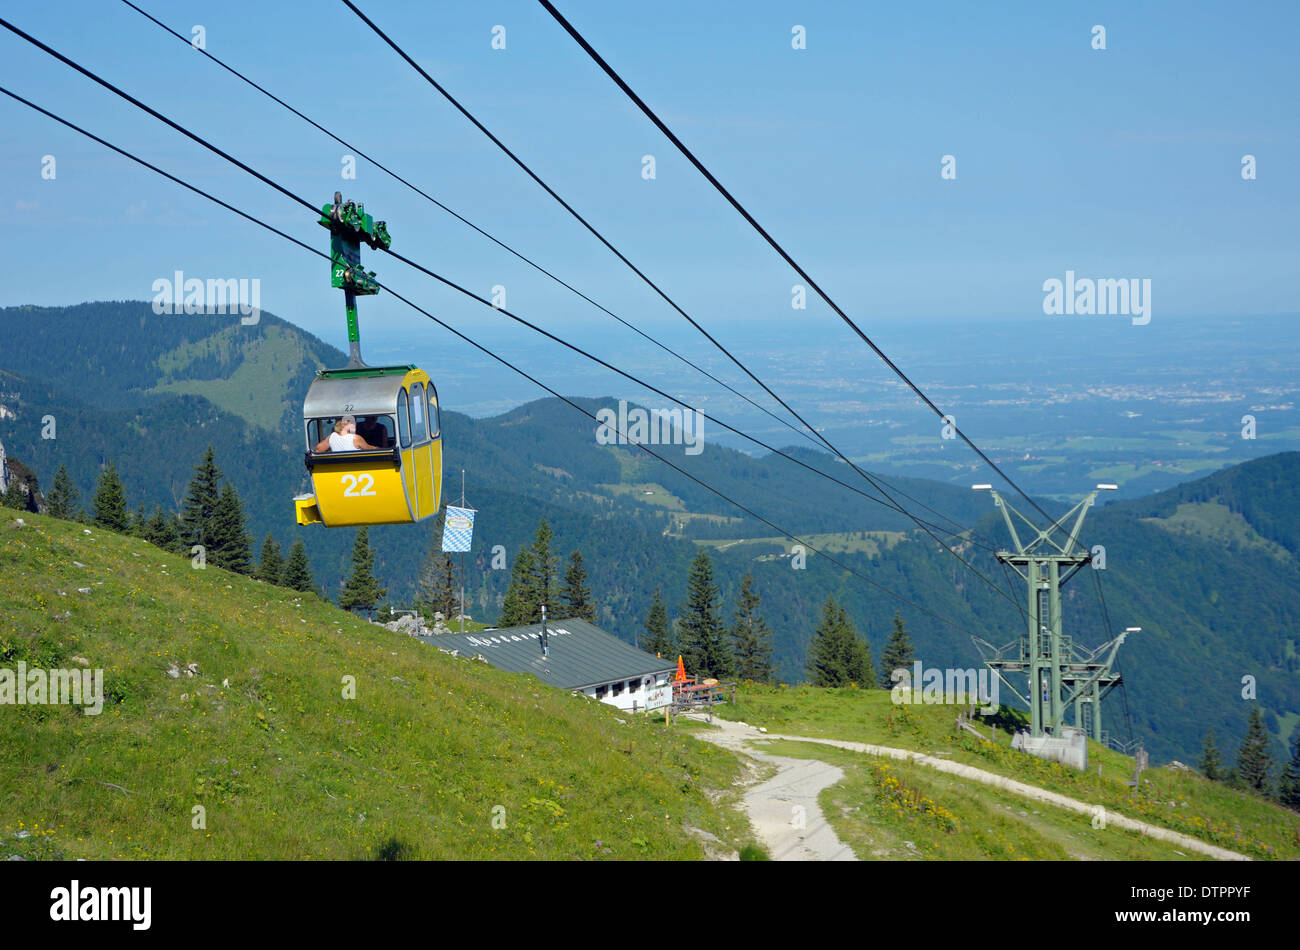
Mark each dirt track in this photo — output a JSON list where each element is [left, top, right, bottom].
[[688, 715, 1250, 862]]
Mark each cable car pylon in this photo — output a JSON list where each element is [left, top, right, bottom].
[[970, 483, 1140, 769]]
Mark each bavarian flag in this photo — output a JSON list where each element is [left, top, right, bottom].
[[441, 506, 475, 553]]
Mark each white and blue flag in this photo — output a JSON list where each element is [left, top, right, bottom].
[[441, 507, 475, 553]]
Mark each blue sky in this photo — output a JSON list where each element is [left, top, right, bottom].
[[2, 0, 1296, 366]]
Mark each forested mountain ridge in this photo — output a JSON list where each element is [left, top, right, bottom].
[[2, 301, 1296, 766]]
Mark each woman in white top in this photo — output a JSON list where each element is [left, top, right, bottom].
[[315, 416, 377, 452]]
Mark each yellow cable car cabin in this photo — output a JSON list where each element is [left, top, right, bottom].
[[293, 365, 442, 527]]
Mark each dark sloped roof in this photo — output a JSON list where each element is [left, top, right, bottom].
[[415, 617, 675, 690]]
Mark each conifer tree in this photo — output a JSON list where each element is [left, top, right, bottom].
[[45, 465, 79, 520], [141, 505, 179, 551], [806, 596, 873, 688], [339, 528, 386, 616], [1, 477, 26, 510], [281, 539, 315, 593], [1236, 706, 1274, 793], [1278, 733, 1300, 811], [92, 460, 129, 531], [130, 502, 148, 536], [877, 610, 915, 689], [25, 472, 41, 513], [1200, 727, 1223, 781], [415, 514, 461, 623], [839, 603, 874, 687], [730, 573, 774, 683], [528, 520, 559, 613], [180, 447, 222, 551], [643, 587, 675, 657], [417, 548, 461, 623], [210, 482, 252, 574], [678, 551, 734, 679], [256, 533, 284, 585], [4, 469, 42, 513], [560, 550, 597, 622], [499, 548, 538, 627]]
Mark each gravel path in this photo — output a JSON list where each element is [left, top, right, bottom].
[[688, 715, 856, 861], [688, 714, 1250, 862]]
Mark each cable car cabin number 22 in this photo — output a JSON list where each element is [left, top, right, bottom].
[[293, 365, 443, 527]]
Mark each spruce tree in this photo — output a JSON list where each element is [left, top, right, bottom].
[[7, 473, 40, 517], [130, 502, 148, 536], [877, 611, 915, 689], [528, 520, 559, 613], [560, 550, 597, 622], [807, 597, 844, 687], [210, 482, 252, 574], [256, 533, 283, 585], [281, 539, 316, 593], [839, 604, 874, 687], [180, 447, 222, 551], [143, 505, 180, 552], [643, 587, 675, 657], [806, 596, 873, 688], [499, 548, 538, 626], [1200, 727, 1223, 781], [91, 461, 129, 531], [730, 573, 774, 683], [1278, 733, 1300, 811], [417, 549, 461, 623], [1, 477, 26, 510], [339, 528, 386, 616], [678, 551, 734, 679], [1236, 706, 1274, 793], [416, 512, 461, 623], [45, 465, 79, 519]]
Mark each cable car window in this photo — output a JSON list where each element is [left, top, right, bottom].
[[354, 416, 393, 449], [409, 382, 427, 443], [396, 390, 410, 448], [307, 415, 396, 452], [427, 385, 440, 439]]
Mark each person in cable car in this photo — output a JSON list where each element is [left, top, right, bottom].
[[314, 415, 377, 453], [356, 415, 390, 449]]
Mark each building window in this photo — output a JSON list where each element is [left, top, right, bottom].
[[612, 681, 624, 697], [595, 685, 607, 700]]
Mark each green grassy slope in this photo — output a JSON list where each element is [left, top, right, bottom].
[[718, 686, 1300, 860], [0, 512, 750, 860]]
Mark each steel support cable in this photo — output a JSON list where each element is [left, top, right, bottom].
[[0, 81, 985, 639], [8, 12, 989, 557], [116, 0, 833, 457], [4, 13, 1022, 610], [536, 0, 1057, 528], [1092, 566, 1136, 743], [333, 1, 1024, 610]]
